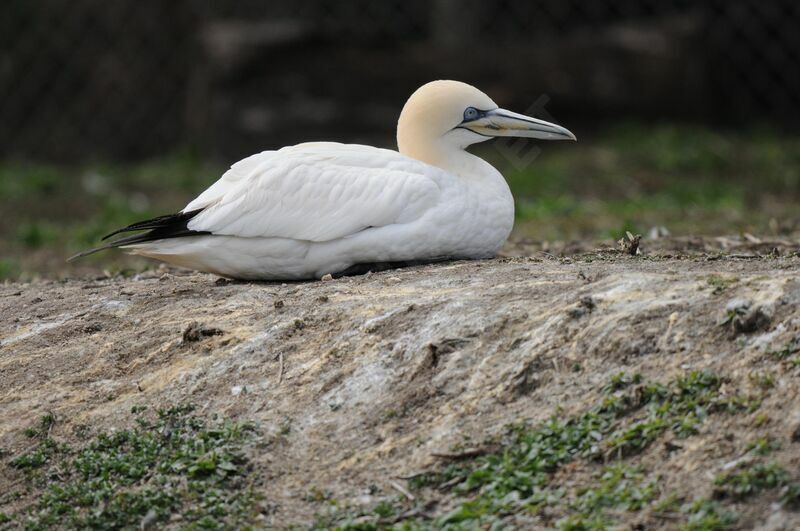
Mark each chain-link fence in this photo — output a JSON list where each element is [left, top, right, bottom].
[[1, 0, 798, 161]]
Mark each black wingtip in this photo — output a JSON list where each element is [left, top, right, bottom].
[[100, 210, 204, 241], [70, 209, 208, 262]]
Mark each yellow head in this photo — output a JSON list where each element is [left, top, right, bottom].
[[397, 80, 575, 166]]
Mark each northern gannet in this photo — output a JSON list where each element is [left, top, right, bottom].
[[74, 80, 575, 280]]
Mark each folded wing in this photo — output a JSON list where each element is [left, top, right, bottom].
[[184, 142, 445, 242]]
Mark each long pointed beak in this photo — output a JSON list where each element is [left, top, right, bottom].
[[462, 108, 576, 141]]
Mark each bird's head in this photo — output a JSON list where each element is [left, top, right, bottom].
[[397, 80, 575, 166]]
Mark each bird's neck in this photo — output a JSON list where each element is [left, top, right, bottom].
[[398, 135, 487, 179]]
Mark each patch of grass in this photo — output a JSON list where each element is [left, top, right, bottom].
[[769, 337, 800, 366], [22, 413, 55, 439], [705, 275, 739, 295], [0, 162, 61, 200], [4, 404, 261, 529], [782, 483, 800, 509], [9, 438, 68, 470], [324, 369, 750, 529], [279, 416, 292, 436], [713, 461, 789, 500], [603, 371, 642, 393], [559, 464, 658, 529], [0, 258, 20, 280], [15, 221, 60, 248], [745, 436, 781, 456], [748, 370, 775, 390], [606, 370, 750, 455], [682, 498, 738, 530], [753, 413, 771, 427], [372, 500, 396, 519]]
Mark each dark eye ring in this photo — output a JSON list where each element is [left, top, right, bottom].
[[463, 107, 480, 121]]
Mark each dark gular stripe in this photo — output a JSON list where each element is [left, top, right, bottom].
[[68, 209, 210, 261]]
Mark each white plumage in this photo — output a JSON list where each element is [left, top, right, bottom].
[[79, 80, 575, 280]]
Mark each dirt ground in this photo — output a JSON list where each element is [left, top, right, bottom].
[[1, 236, 799, 529]]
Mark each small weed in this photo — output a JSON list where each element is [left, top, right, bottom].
[[781, 483, 800, 509], [745, 436, 781, 455], [305, 487, 333, 503], [713, 461, 789, 500], [682, 498, 738, 530], [603, 371, 642, 393], [23, 413, 55, 439], [753, 413, 771, 427], [560, 464, 658, 528], [651, 491, 681, 516], [373, 500, 396, 519], [769, 337, 800, 360], [279, 417, 292, 436], [705, 275, 739, 295], [748, 370, 775, 390], [10, 438, 69, 470]]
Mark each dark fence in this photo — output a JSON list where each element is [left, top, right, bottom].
[[1, 0, 798, 161]]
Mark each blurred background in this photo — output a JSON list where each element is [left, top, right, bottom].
[[1, 0, 799, 279]]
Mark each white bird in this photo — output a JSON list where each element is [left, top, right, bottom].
[[73, 80, 575, 280]]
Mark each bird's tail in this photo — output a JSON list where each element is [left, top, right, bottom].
[[67, 209, 208, 262]]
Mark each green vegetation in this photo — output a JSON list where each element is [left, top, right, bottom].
[[705, 275, 739, 295], [317, 370, 763, 529], [559, 465, 658, 529], [682, 498, 738, 530], [782, 483, 800, 509], [745, 436, 781, 456], [0, 152, 220, 280], [770, 337, 800, 368], [606, 370, 753, 455], [2, 405, 260, 529], [603, 371, 642, 393], [713, 461, 789, 500]]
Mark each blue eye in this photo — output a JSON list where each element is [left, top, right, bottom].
[[463, 107, 480, 121]]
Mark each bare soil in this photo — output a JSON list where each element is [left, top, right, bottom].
[[1, 237, 799, 528]]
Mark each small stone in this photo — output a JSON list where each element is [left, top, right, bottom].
[[274, 300, 284, 309], [321, 273, 333, 281], [617, 231, 642, 255], [732, 306, 771, 334], [182, 322, 224, 342], [790, 422, 800, 443], [567, 296, 596, 318]]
